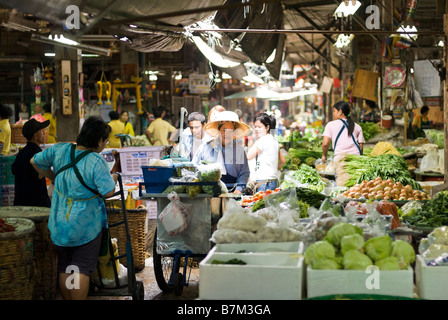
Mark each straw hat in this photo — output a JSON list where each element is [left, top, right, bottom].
[[204, 111, 251, 140]]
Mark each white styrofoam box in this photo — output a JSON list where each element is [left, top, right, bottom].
[[306, 266, 414, 298], [118, 146, 166, 176], [415, 254, 448, 300], [199, 252, 304, 300], [213, 241, 304, 254]]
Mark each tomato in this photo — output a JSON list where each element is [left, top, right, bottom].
[[265, 189, 273, 194], [275, 188, 281, 192]]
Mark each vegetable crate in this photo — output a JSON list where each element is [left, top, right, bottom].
[[118, 146, 167, 176], [141, 165, 175, 193], [415, 255, 448, 300], [199, 243, 305, 300], [306, 266, 414, 298]]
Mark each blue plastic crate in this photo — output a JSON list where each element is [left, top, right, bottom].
[[141, 165, 175, 193]]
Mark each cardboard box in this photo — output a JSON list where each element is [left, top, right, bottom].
[[199, 252, 304, 300], [415, 254, 448, 300], [306, 266, 414, 298]]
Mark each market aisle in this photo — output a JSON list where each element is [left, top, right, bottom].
[[83, 257, 200, 300]]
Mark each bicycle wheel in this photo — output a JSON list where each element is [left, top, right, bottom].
[[152, 228, 180, 293]]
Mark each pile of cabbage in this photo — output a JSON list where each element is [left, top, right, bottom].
[[305, 222, 415, 270]]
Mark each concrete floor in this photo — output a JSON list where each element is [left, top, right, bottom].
[[85, 257, 201, 300]]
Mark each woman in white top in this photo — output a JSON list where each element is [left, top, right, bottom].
[[247, 113, 285, 192]]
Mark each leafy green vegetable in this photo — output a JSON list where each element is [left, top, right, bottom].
[[211, 258, 247, 265], [305, 241, 336, 266], [252, 187, 325, 212], [375, 256, 401, 270], [363, 235, 392, 262], [359, 122, 380, 142], [324, 222, 363, 248], [288, 164, 326, 192], [403, 190, 448, 228], [425, 129, 444, 149], [342, 154, 421, 190], [343, 250, 373, 270], [340, 233, 365, 255], [391, 240, 415, 269], [312, 258, 342, 270]]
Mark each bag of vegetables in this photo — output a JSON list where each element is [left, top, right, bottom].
[[198, 163, 222, 195]]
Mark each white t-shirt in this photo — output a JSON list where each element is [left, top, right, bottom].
[[253, 134, 279, 181]]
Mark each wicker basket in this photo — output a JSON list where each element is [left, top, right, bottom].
[[0, 206, 57, 300], [107, 208, 147, 271], [0, 218, 36, 300]]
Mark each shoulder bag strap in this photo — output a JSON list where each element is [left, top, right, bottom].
[[55, 144, 102, 197]]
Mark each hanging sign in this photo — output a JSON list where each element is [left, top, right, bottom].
[[189, 74, 210, 94]]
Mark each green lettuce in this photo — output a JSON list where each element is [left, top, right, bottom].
[[340, 233, 365, 255], [324, 222, 363, 248], [343, 250, 373, 270], [305, 241, 335, 266], [375, 256, 401, 270], [363, 235, 393, 262], [391, 240, 415, 269], [312, 258, 342, 270]]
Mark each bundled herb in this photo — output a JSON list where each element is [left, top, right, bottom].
[[339, 154, 421, 190]]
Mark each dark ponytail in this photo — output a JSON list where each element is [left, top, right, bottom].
[[254, 112, 276, 133], [333, 101, 354, 136]]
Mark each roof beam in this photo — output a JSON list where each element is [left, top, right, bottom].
[[290, 6, 335, 44], [295, 32, 339, 71]]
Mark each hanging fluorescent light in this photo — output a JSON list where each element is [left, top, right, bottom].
[[44, 52, 55, 57], [334, 1, 361, 18], [191, 36, 240, 69], [395, 24, 418, 41], [334, 34, 354, 48], [31, 34, 113, 57]]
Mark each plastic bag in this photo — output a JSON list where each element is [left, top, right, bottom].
[[198, 163, 222, 194], [159, 192, 192, 237], [419, 150, 441, 173]]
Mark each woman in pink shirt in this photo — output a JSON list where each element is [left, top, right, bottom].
[[321, 101, 365, 162]]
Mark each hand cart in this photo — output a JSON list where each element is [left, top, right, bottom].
[[89, 173, 145, 300], [138, 181, 242, 296]]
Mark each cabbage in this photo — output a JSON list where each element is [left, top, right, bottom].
[[364, 235, 393, 262], [324, 222, 363, 248], [375, 256, 401, 270], [312, 258, 341, 270], [305, 241, 336, 266], [343, 250, 373, 270], [340, 233, 365, 255], [391, 240, 415, 269]]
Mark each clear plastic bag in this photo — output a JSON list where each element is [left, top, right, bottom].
[[158, 192, 192, 237], [419, 150, 441, 173], [198, 163, 222, 194]]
